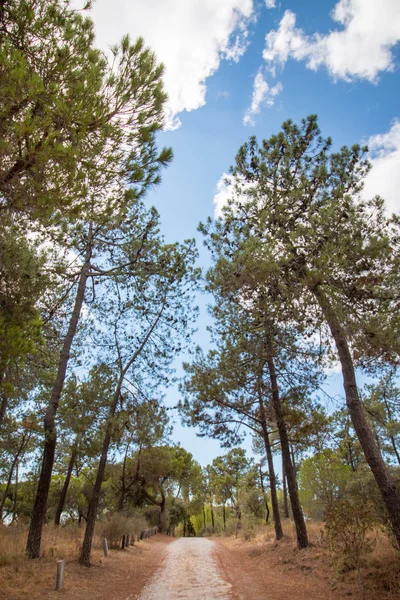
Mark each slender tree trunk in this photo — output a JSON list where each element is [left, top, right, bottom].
[[210, 502, 215, 529], [258, 463, 270, 525], [0, 433, 29, 521], [12, 460, 18, 524], [390, 437, 400, 466], [290, 443, 297, 481], [258, 398, 282, 539], [80, 381, 120, 567], [80, 298, 166, 563], [0, 457, 16, 521], [54, 445, 78, 525], [117, 442, 130, 512], [159, 489, 166, 532], [26, 238, 92, 558], [223, 503, 226, 531], [267, 353, 308, 549], [282, 455, 289, 519], [313, 284, 400, 548], [0, 391, 8, 429]]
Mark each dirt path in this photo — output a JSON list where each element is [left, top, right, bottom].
[[137, 538, 233, 600]]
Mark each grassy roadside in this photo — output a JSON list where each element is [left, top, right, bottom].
[[0, 525, 172, 600], [215, 520, 400, 600]]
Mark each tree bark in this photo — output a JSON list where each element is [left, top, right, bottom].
[[11, 460, 18, 524], [282, 455, 289, 519], [259, 463, 270, 524], [267, 353, 308, 549], [257, 384, 283, 539], [26, 238, 92, 559], [312, 284, 400, 548], [0, 390, 8, 429], [210, 502, 215, 529], [79, 379, 121, 567], [159, 488, 166, 532], [54, 444, 78, 525], [117, 442, 131, 512]]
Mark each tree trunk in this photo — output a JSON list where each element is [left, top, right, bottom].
[[159, 489, 166, 532], [282, 455, 289, 519], [258, 382, 283, 540], [0, 457, 16, 521], [26, 239, 92, 559], [267, 354, 308, 549], [290, 443, 297, 480], [54, 445, 78, 525], [12, 460, 18, 524], [80, 380, 121, 567], [390, 436, 400, 466], [0, 390, 8, 429], [313, 284, 400, 548], [258, 463, 270, 525], [223, 503, 226, 531], [0, 433, 29, 521], [210, 502, 215, 529], [117, 442, 130, 512]]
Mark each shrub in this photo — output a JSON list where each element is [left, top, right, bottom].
[[325, 499, 377, 598], [97, 513, 148, 548]]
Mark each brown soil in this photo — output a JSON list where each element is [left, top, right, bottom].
[[0, 534, 173, 600], [214, 534, 400, 600]]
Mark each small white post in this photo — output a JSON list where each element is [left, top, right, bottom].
[[56, 559, 65, 591], [102, 537, 109, 557]]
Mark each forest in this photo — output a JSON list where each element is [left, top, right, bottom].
[[0, 1, 400, 599]]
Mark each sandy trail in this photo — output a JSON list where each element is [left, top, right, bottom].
[[137, 538, 232, 600]]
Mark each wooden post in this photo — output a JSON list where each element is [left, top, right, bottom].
[[102, 538, 109, 557], [56, 559, 65, 591], [121, 534, 126, 549]]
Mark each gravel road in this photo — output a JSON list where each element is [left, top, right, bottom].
[[137, 538, 232, 600]]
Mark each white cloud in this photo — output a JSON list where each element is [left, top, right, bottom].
[[363, 120, 400, 215], [243, 71, 282, 126], [263, 1, 400, 82], [79, 0, 254, 129], [213, 172, 257, 217], [213, 173, 235, 218], [265, 0, 276, 8]]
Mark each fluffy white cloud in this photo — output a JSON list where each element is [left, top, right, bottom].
[[265, 0, 276, 8], [363, 120, 400, 214], [243, 71, 282, 125], [78, 0, 254, 129], [263, 0, 400, 82], [213, 173, 235, 218]]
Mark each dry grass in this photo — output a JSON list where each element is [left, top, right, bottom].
[[0, 523, 103, 599], [233, 519, 400, 599], [0, 527, 171, 600], [0, 523, 86, 565]]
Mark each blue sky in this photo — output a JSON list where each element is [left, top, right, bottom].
[[81, 0, 400, 466]]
